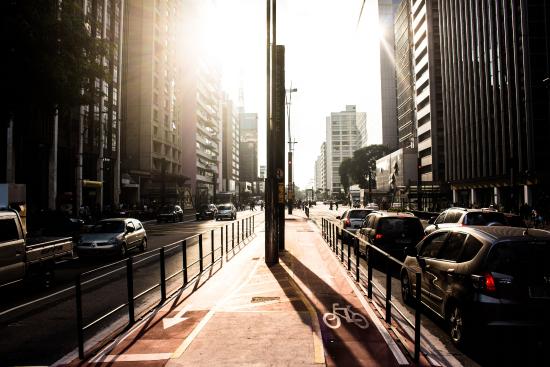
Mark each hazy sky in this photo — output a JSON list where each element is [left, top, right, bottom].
[[202, 0, 383, 188]]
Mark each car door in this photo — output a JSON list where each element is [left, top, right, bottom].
[[0, 216, 26, 284], [417, 231, 450, 310], [427, 231, 468, 314], [125, 221, 137, 247], [133, 220, 145, 243]]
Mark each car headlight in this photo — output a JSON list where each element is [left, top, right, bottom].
[[108, 238, 120, 245]]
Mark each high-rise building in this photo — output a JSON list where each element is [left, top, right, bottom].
[[411, 0, 446, 208], [259, 165, 266, 179], [438, 0, 550, 209], [121, 0, 185, 205], [314, 142, 327, 194], [378, 0, 401, 150], [394, 0, 416, 149], [326, 106, 367, 195], [239, 113, 259, 183], [221, 96, 240, 192]]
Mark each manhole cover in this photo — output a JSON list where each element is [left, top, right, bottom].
[[251, 296, 280, 303]]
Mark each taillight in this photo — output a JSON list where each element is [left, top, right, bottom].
[[484, 272, 496, 292], [345, 219, 351, 227], [375, 233, 383, 240]]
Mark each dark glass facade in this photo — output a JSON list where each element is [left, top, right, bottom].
[[439, 0, 550, 209]]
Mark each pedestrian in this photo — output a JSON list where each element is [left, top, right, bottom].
[[260, 202, 264, 211], [335, 202, 339, 210]]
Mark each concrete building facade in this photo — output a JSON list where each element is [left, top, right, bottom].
[[239, 113, 259, 183], [221, 96, 240, 193]]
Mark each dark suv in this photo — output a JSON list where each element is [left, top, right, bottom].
[[196, 204, 217, 220], [357, 212, 424, 260], [401, 226, 550, 346], [424, 208, 508, 235], [157, 204, 184, 223]]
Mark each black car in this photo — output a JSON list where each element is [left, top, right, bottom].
[[357, 212, 424, 260], [157, 204, 184, 223], [401, 226, 550, 346], [196, 204, 217, 220]]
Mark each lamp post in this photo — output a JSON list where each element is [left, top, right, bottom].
[[286, 84, 297, 214]]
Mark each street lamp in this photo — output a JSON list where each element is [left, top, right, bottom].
[[286, 84, 298, 214]]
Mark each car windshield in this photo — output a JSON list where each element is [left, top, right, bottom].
[[486, 242, 550, 282], [378, 218, 424, 239], [465, 212, 507, 225], [349, 210, 369, 219], [218, 204, 231, 210], [91, 221, 125, 233], [199, 205, 209, 210], [160, 206, 174, 213]]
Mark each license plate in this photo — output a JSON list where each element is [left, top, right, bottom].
[[529, 286, 550, 299]]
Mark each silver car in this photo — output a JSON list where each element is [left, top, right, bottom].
[[76, 218, 147, 258], [215, 203, 237, 221], [337, 209, 374, 242]]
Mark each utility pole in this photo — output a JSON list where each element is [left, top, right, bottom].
[[286, 84, 297, 215]]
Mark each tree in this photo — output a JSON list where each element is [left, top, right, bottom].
[[339, 158, 353, 195]]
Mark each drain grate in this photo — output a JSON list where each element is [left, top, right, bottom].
[[251, 296, 280, 303]]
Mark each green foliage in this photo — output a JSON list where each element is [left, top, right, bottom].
[[338, 144, 391, 190], [3, 0, 113, 118]]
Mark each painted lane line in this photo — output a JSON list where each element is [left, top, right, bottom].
[[91, 353, 173, 363], [222, 296, 301, 312], [171, 258, 262, 358], [163, 303, 192, 329]]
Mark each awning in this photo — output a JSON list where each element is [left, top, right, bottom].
[[83, 180, 103, 188]]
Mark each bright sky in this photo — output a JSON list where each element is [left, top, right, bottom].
[[200, 0, 383, 188]]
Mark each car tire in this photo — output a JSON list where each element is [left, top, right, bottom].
[[401, 272, 414, 306], [447, 302, 468, 347], [139, 238, 147, 252]]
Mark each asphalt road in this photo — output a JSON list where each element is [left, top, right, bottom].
[[0, 210, 263, 366], [308, 204, 549, 367]]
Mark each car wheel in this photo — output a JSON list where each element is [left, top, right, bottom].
[[139, 238, 147, 252], [401, 272, 414, 306], [448, 302, 468, 347]]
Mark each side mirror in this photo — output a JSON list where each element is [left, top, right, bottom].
[[336, 216, 341, 219], [428, 216, 436, 225]]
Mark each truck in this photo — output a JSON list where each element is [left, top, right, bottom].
[[0, 208, 73, 288]]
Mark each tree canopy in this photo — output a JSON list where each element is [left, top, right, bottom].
[[338, 144, 391, 190]]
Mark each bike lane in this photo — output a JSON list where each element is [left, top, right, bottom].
[[283, 214, 409, 367]]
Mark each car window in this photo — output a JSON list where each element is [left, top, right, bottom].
[[0, 218, 20, 242], [92, 221, 125, 233], [377, 217, 424, 239], [464, 212, 507, 225], [134, 220, 143, 230], [419, 232, 448, 258], [434, 212, 447, 224], [341, 210, 348, 219], [438, 232, 467, 261], [126, 222, 135, 231], [349, 210, 369, 219], [486, 241, 550, 280], [458, 235, 483, 262], [444, 211, 462, 223]]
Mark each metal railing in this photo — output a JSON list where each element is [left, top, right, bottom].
[[75, 214, 259, 359], [321, 218, 422, 362]]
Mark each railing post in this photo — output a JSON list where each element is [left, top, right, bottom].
[[242, 219, 244, 241], [385, 255, 392, 323], [237, 221, 240, 244], [199, 234, 203, 272], [225, 225, 228, 253], [414, 272, 422, 362], [347, 237, 351, 270], [340, 229, 344, 263], [126, 257, 135, 324], [211, 229, 215, 264], [367, 247, 373, 299], [182, 240, 188, 285], [232, 222, 235, 249], [253, 215, 255, 231], [355, 238, 360, 282], [75, 274, 84, 360], [220, 227, 224, 257], [160, 247, 166, 301]]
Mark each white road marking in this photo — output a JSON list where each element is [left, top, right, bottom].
[[162, 303, 192, 329], [90, 352, 172, 363]]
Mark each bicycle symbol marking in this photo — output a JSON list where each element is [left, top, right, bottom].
[[322, 303, 370, 330]]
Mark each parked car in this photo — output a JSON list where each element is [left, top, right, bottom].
[[196, 204, 218, 220], [357, 212, 424, 260], [32, 209, 84, 238], [216, 203, 237, 220], [337, 209, 375, 242], [0, 208, 73, 287], [76, 218, 147, 258], [401, 226, 550, 346], [157, 204, 184, 223], [424, 208, 508, 235]]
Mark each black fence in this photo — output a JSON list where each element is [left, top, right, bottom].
[[321, 218, 422, 362], [75, 214, 260, 359]]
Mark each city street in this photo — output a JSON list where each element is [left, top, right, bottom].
[[0, 210, 263, 366], [308, 204, 550, 367]]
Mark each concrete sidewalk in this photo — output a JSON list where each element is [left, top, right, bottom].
[[66, 212, 413, 367]]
